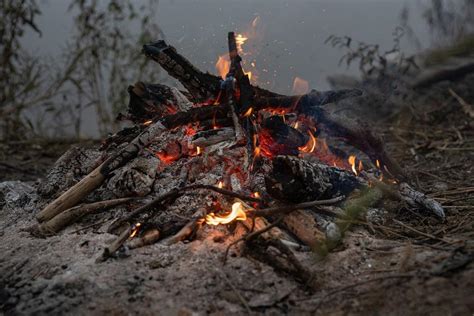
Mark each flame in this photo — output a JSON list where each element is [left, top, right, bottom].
[[245, 70, 252, 81], [217, 181, 223, 189], [348, 155, 358, 175], [299, 131, 317, 153], [216, 54, 230, 79], [376, 159, 381, 168], [143, 120, 153, 126], [252, 134, 260, 157], [243, 107, 253, 117], [358, 160, 363, 173], [292, 77, 309, 95], [129, 223, 141, 238], [196, 146, 202, 155], [235, 33, 248, 53], [253, 192, 260, 198], [205, 202, 247, 226]]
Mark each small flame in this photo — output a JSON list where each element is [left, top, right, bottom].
[[348, 155, 358, 175], [143, 120, 153, 126], [196, 146, 202, 155], [253, 134, 260, 157], [299, 131, 317, 153], [292, 77, 310, 95], [217, 181, 224, 189], [243, 107, 253, 117], [253, 192, 260, 198], [245, 70, 252, 81], [205, 202, 247, 226], [215, 55, 230, 79], [235, 33, 248, 53], [129, 223, 142, 238], [376, 159, 381, 168]]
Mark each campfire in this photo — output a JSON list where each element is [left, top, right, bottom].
[[30, 31, 445, 284]]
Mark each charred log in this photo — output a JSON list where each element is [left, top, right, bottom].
[[265, 156, 362, 203]]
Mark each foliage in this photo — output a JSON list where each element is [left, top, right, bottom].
[[325, 28, 419, 78], [0, 0, 163, 140]]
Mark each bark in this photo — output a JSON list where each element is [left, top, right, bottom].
[[265, 156, 362, 203]]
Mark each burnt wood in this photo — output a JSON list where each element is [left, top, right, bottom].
[[265, 156, 362, 203]]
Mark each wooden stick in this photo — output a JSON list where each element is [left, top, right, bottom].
[[96, 224, 133, 263], [36, 163, 106, 222], [37, 197, 135, 236], [127, 228, 161, 249]]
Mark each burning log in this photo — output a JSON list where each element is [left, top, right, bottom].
[[265, 156, 362, 203]]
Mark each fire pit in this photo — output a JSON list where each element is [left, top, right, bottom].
[[29, 31, 444, 286]]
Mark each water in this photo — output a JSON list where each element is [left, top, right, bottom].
[[22, 0, 432, 138]]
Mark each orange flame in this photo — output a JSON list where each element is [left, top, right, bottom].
[[129, 223, 141, 238], [205, 202, 247, 226], [253, 134, 261, 157], [299, 131, 317, 153], [217, 181, 223, 189], [292, 77, 310, 95], [253, 192, 260, 198], [348, 155, 358, 175], [235, 33, 248, 54], [376, 159, 381, 168], [243, 107, 253, 117], [143, 120, 153, 126], [215, 55, 230, 79]]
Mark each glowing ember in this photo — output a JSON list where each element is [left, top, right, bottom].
[[215, 55, 230, 79], [253, 192, 260, 198], [129, 223, 141, 238], [143, 120, 153, 126], [253, 134, 261, 157], [292, 77, 309, 95], [205, 202, 247, 226], [217, 181, 224, 189], [358, 160, 363, 173], [196, 146, 202, 155], [348, 155, 358, 175], [376, 159, 381, 168], [299, 131, 317, 153]]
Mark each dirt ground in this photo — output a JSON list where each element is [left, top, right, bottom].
[[1, 77, 473, 315]]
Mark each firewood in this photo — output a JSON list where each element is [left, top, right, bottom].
[[127, 228, 161, 249], [399, 182, 445, 218], [191, 127, 235, 147], [282, 210, 325, 248], [36, 162, 107, 222], [265, 155, 362, 203], [36, 198, 135, 236], [96, 224, 133, 263], [163, 212, 204, 245]]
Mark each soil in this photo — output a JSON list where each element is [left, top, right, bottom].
[[1, 76, 473, 315]]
